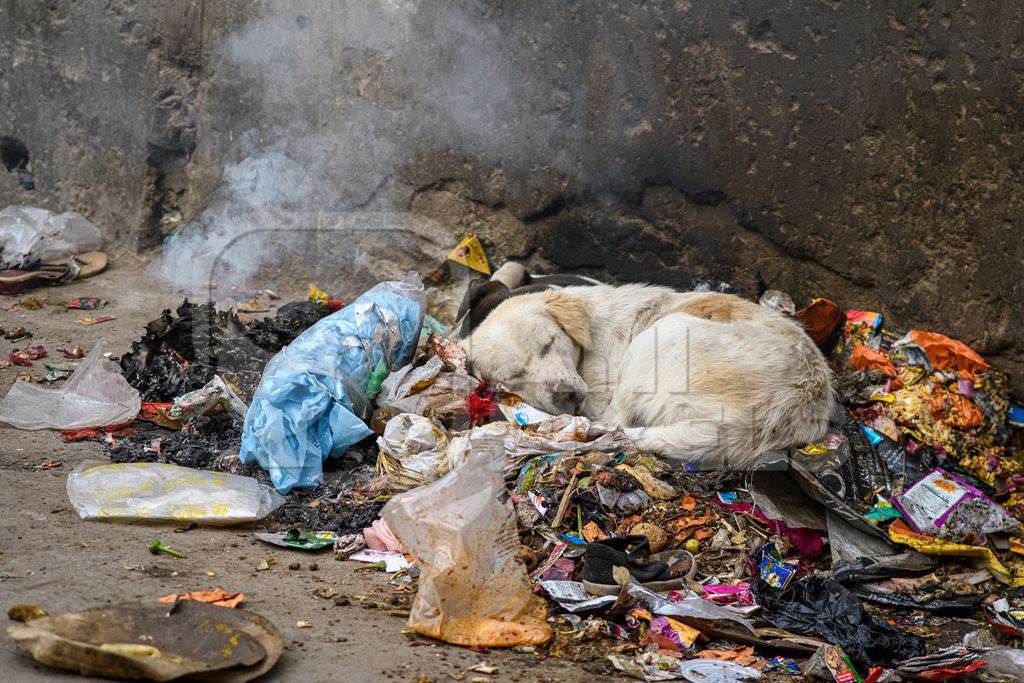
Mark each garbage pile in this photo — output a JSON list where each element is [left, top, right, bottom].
[[331, 287, 1024, 680], [6, 239, 1024, 681]]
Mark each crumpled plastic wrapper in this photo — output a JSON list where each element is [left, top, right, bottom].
[[376, 413, 450, 490], [375, 356, 479, 421], [169, 374, 248, 420]]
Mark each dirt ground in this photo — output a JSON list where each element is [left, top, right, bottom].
[[0, 258, 598, 682]]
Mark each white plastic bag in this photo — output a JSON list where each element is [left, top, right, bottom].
[[0, 205, 102, 269], [169, 374, 248, 420], [377, 357, 444, 406], [67, 462, 284, 526], [376, 413, 449, 490], [0, 344, 140, 430], [382, 434, 552, 647]]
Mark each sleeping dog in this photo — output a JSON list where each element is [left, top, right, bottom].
[[462, 276, 835, 469]]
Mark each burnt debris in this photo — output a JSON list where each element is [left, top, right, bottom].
[[120, 299, 329, 401]]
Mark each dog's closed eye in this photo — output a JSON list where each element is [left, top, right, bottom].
[[540, 338, 554, 357], [508, 368, 527, 380]]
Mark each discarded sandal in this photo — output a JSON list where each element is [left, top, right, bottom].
[[0, 261, 72, 295], [581, 535, 695, 595], [0, 251, 106, 295], [74, 251, 107, 279]]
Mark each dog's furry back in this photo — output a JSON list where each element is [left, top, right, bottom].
[[599, 289, 835, 469]]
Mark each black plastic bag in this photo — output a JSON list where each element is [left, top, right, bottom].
[[854, 589, 982, 616], [752, 575, 924, 669]]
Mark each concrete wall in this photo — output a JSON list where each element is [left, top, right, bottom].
[[2, 1, 1023, 388]]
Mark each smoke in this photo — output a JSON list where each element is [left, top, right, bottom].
[[156, 0, 586, 293], [160, 144, 313, 288]]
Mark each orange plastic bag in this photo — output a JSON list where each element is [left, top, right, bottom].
[[849, 344, 898, 377], [382, 435, 551, 647], [796, 297, 843, 347], [907, 330, 988, 379]]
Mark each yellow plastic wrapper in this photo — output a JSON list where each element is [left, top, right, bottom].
[[382, 435, 551, 647], [446, 234, 491, 275], [888, 520, 1023, 586], [799, 442, 830, 455], [307, 285, 330, 305]]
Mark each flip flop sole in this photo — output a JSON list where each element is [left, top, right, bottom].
[[74, 251, 107, 279], [0, 267, 70, 295]]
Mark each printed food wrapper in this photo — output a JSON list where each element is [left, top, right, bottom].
[[845, 309, 882, 333], [806, 644, 862, 683], [643, 615, 702, 652], [540, 580, 589, 603], [894, 468, 1014, 534], [497, 393, 554, 427], [759, 555, 796, 589]]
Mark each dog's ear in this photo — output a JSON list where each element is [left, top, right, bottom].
[[544, 291, 592, 350], [457, 279, 510, 336], [458, 278, 498, 320]]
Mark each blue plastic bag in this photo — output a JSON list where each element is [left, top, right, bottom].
[[240, 274, 426, 492]]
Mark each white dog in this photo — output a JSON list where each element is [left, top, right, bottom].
[[463, 283, 835, 469]]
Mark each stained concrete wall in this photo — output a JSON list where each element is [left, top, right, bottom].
[[1, 1, 1023, 388]]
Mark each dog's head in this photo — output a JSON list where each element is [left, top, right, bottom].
[[463, 291, 592, 415]]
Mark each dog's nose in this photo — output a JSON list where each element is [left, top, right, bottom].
[[552, 384, 587, 414]]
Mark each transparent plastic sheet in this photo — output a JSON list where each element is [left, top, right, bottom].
[[0, 344, 140, 430], [67, 462, 284, 526], [381, 434, 552, 647], [434, 419, 632, 479], [627, 583, 755, 636], [240, 275, 425, 492], [0, 205, 102, 269]]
